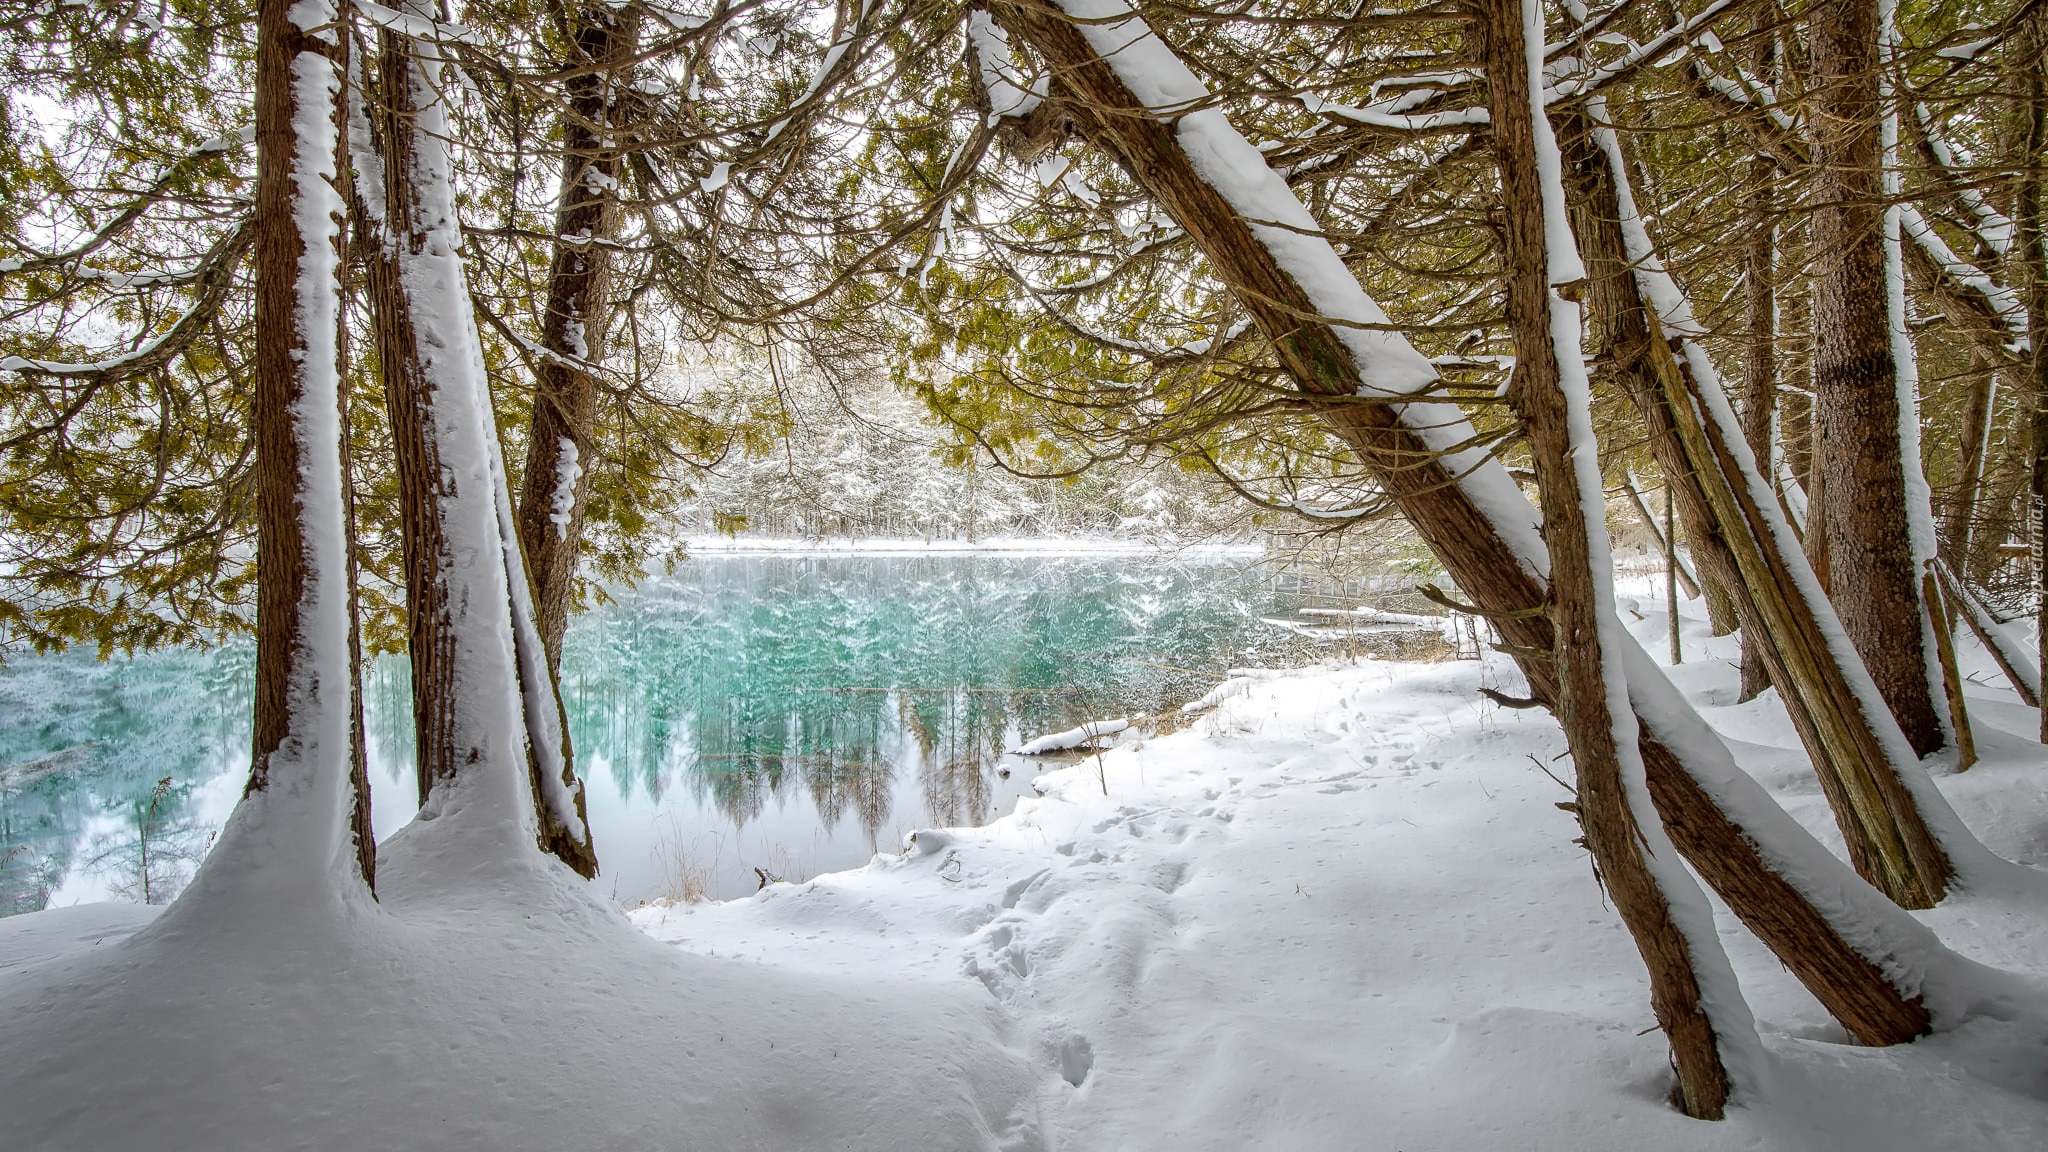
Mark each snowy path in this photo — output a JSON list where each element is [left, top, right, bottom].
[[639, 604, 2048, 1149]]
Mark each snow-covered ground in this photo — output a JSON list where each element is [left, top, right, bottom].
[[3, 585, 2046, 1148]]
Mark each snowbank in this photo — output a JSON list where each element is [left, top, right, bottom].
[[0, 817, 1041, 1149]]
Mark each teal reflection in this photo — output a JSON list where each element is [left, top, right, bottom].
[[560, 554, 1303, 850]]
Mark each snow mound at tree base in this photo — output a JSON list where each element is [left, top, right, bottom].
[[0, 822, 1045, 1151]]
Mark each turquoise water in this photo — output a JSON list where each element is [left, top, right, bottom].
[[1, 552, 1314, 910]]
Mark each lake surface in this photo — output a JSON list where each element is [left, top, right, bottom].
[[2, 551, 1328, 911]]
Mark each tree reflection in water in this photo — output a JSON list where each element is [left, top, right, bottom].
[[1, 551, 1318, 910], [559, 553, 1303, 851]]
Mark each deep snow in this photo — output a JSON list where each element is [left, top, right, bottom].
[[4, 585, 2048, 1149]]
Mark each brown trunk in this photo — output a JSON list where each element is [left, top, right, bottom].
[[1942, 358, 1993, 614], [1924, 573, 1977, 769], [1783, 267, 1815, 500], [2017, 16, 2048, 744], [1810, 0, 1946, 757], [364, 28, 599, 877], [1698, 549, 1741, 637], [366, 30, 462, 807], [1556, 104, 1951, 908], [515, 3, 638, 671], [985, 0, 1929, 1056], [1484, 0, 1729, 1114], [1785, 387, 1815, 497], [1740, 151, 1778, 700], [339, 235, 377, 894], [250, 0, 345, 793], [1806, 421, 1831, 589]]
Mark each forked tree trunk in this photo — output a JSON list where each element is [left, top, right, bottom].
[[360, 17, 597, 876], [983, 0, 1931, 1060], [1484, 0, 1736, 1114], [1810, 0, 1946, 757], [1557, 102, 1953, 909], [515, 2, 638, 671]]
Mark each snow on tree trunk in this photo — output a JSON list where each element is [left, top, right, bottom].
[[1585, 95, 2019, 905], [359, 13, 595, 875], [1879, 0, 1968, 760], [1808, 0, 1946, 759], [159, 0, 368, 920], [983, 0, 1977, 1049], [515, 3, 638, 674], [1488, 0, 1749, 1113]]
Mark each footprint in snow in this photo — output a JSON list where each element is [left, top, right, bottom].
[[1057, 1034, 1094, 1088]]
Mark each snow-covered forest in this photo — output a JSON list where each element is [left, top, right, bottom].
[[4, 0, 2048, 1146]]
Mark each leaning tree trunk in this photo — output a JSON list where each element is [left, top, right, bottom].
[[1485, 0, 1744, 1114], [1556, 100, 1953, 909], [165, 0, 370, 915], [1810, 0, 1946, 757], [983, 0, 1940, 1057], [516, 2, 638, 671], [359, 15, 597, 876]]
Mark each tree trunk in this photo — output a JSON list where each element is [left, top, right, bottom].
[[1942, 357, 1994, 600], [1740, 151, 1777, 701], [2017, 15, 2048, 744], [339, 245, 377, 895], [183, 0, 366, 908], [361, 17, 598, 876], [1624, 478, 1701, 599], [1785, 387, 1815, 498], [515, 3, 638, 671], [985, 0, 1930, 1055], [1485, 0, 1735, 1114], [1810, 0, 1946, 757], [366, 30, 464, 809], [1557, 102, 1952, 909]]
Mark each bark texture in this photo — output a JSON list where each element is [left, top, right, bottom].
[[986, 0, 1929, 1053], [1942, 362, 1993, 573], [1809, 0, 1945, 757], [515, 3, 638, 671], [1739, 152, 1778, 701], [367, 31, 464, 807], [1557, 105, 1951, 909], [364, 26, 599, 876], [1483, 0, 1729, 1114], [250, 0, 344, 793], [2018, 16, 2048, 743]]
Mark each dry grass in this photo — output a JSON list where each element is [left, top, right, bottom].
[[647, 816, 719, 906]]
